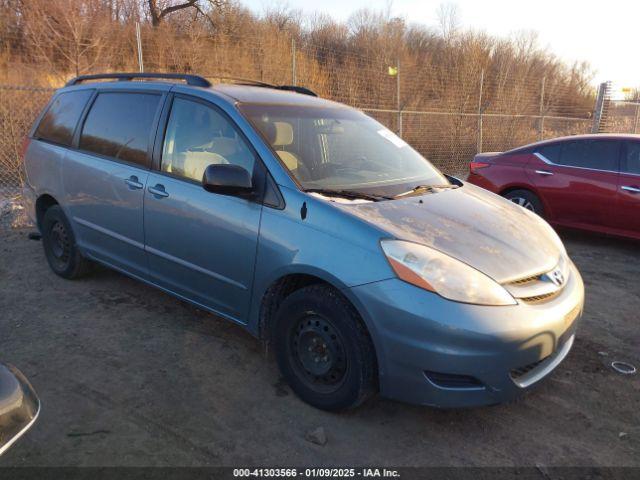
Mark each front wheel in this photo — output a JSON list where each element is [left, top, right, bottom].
[[273, 285, 377, 411], [504, 189, 544, 216]]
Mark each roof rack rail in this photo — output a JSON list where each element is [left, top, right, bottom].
[[274, 85, 317, 97], [65, 72, 211, 87], [65, 73, 318, 97], [208, 76, 273, 87], [209, 76, 317, 97]]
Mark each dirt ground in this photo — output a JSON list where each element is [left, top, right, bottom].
[[0, 224, 638, 467]]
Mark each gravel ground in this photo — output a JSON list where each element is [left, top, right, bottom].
[[0, 224, 638, 467]]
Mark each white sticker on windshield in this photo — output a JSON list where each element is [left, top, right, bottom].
[[377, 129, 407, 148]]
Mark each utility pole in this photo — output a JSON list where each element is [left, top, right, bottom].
[[477, 69, 484, 153], [634, 94, 640, 134], [135, 21, 144, 73], [397, 57, 402, 137], [291, 38, 297, 86], [539, 76, 546, 141]]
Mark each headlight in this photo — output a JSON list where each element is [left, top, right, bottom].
[[381, 240, 516, 306]]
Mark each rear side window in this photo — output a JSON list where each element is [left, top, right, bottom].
[[80, 92, 161, 167], [623, 142, 640, 174], [34, 90, 93, 146], [577, 140, 619, 170], [538, 140, 620, 171]]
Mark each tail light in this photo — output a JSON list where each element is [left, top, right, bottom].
[[469, 161, 490, 174]]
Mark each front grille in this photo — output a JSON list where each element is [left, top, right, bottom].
[[503, 257, 569, 303], [509, 274, 539, 286], [519, 290, 561, 304], [510, 357, 549, 379], [424, 371, 484, 390]]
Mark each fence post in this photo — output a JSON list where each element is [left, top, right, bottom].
[[539, 76, 546, 140], [634, 102, 640, 134], [477, 69, 484, 153], [291, 37, 297, 86], [135, 21, 144, 73], [396, 57, 402, 137]]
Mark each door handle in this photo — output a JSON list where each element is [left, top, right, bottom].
[[125, 176, 144, 190], [148, 184, 169, 198], [621, 185, 640, 194], [535, 170, 554, 176]]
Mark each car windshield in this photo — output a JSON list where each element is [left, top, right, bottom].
[[240, 103, 449, 198]]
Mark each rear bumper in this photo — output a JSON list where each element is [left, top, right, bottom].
[[349, 261, 584, 408], [21, 183, 37, 227]]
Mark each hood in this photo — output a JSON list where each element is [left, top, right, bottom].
[[334, 183, 560, 283]]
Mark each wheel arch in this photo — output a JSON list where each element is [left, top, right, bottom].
[[35, 193, 60, 231], [498, 184, 551, 216], [257, 270, 380, 353], [499, 184, 539, 197]]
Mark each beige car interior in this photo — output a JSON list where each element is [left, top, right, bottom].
[[261, 120, 309, 180], [163, 103, 245, 182], [272, 122, 298, 170]]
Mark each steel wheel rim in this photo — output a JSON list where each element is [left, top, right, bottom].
[[510, 196, 535, 212], [289, 314, 349, 393], [49, 221, 71, 268]]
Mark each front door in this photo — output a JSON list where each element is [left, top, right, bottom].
[[143, 95, 262, 322], [63, 90, 164, 278]]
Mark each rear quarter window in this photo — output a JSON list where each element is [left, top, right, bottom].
[[79, 92, 161, 167], [34, 90, 93, 146], [537, 143, 562, 163]]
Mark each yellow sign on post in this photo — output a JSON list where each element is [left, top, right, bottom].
[[388, 66, 398, 76]]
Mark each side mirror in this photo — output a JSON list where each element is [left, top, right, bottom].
[[0, 363, 40, 456], [202, 164, 254, 197]]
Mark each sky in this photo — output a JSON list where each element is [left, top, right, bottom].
[[242, 0, 640, 88]]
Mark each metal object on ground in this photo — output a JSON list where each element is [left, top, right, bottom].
[[0, 363, 41, 456], [611, 361, 636, 375]]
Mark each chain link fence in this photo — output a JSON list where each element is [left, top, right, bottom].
[[0, 30, 632, 200], [603, 101, 640, 133], [0, 85, 54, 197]]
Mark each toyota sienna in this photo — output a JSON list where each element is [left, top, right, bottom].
[[22, 73, 584, 410]]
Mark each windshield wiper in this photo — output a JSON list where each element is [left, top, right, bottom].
[[394, 184, 459, 198], [306, 188, 393, 202]]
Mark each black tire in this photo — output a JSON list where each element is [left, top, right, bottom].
[[504, 189, 544, 216], [41, 205, 91, 279], [273, 285, 377, 411]]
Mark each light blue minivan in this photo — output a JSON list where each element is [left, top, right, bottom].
[[22, 73, 584, 410]]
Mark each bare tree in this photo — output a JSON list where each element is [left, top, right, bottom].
[[147, 0, 226, 27], [437, 2, 460, 40], [20, 0, 115, 78]]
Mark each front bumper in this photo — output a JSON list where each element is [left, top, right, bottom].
[[349, 262, 584, 408]]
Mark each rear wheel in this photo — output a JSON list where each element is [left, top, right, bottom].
[[504, 189, 544, 216], [273, 285, 377, 411], [42, 205, 91, 279]]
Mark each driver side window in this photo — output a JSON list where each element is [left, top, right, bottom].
[[162, 97, 255, 182]]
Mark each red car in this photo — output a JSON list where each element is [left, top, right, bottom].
[[468, 134, 640, 240]]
